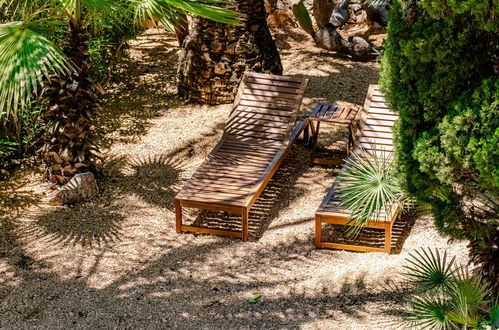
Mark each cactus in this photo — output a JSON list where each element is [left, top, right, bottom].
[[292, 0, 314, 35]]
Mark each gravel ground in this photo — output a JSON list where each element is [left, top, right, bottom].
[[0, 28, 468, 329]]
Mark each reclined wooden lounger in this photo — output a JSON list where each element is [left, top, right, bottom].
[[315, 84, 400, 253], [175, 72, 308, 241]]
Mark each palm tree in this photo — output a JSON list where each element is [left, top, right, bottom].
[[0, 0, 239, 184], [177, 0, 282, 104]]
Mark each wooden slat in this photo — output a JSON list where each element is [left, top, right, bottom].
[[232, 112, 290, 123], [240, 93, 298, 106], [367, 113, 398, 121], [244, 82, 303, 94], [226, 124, 287, 135], [226, 117, 290, 129], [241, 88, 298, 100], [360, 137, 393, 146], [365, 118, 396, 127], [364, 125, 393, 133], [239, 99, 296, 111], [361, 143, 395, 153], [362, 131, 393, 139], [236, 106, 294, 118], [246, 76, 303, 88], [247, 72, 305, 83]]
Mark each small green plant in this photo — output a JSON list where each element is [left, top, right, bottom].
[[336, 148, 408, 236], [403, 248, 499, 329]]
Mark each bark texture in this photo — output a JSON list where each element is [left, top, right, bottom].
[[41, 21, 100, 185], [177, 0, 282, 104]]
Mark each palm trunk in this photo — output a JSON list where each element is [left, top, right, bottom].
[[41, 21, 100, 185], [177, 0, 282, 104]]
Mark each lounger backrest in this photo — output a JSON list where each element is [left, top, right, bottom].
[[353, 85, 398, 157], [225, 72, 308, 146]]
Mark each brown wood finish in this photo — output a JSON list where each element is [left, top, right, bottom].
[[175, 72, 308, 241], [308, 103, 360, 166], [315, 85, 400, 254]]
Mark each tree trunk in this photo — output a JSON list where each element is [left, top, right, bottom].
[[177, 0, 282, 104], [40, 21, 100, 185]]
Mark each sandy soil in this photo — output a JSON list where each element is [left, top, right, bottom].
[[0, 28, 468, 329]]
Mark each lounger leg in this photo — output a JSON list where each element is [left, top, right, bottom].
[[311, 122, 321, 163], [175, 199, 182, 233], [315, 215, 322, 248], [242, 208, 249, 241], [384, 221, 392, 254], [303, 122, 309, 144], [347, 122, 354, 156]]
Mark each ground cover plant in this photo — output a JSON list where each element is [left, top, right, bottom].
[[380, 0, 499, 290]]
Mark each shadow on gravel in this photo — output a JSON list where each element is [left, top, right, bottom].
[[0, 234, 409, 329]]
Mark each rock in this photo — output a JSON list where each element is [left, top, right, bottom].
[[347, 36, 373, 61], [363, 1, 388, 27], [214, 62, 229, 75], [352, 10, 367, 24], [48, 172, 99, 206], [350, 3, 362, 12], [313, 26, 350, 53], [329, 0, 350, 28], [313, 27, 373, 62]]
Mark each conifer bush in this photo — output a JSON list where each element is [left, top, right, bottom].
[[380, 0, 498, 290]]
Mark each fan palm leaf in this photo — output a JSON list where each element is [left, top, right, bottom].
[[448, 270, 490, 327], [336, 147, 406, 236], [404, 248, 457, 293], [131, 0, 240, 31], [0, 21, 73, 119], [406, 294, 458, 329]]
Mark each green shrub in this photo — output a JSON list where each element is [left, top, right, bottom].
[[380, 0, 498, 290]]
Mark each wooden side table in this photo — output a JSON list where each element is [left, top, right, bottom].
[[308, 103, 360, 166]]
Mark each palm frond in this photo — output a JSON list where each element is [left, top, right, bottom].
[[336, 146, 406, 236], [0, 21, 73, 119], [406, 294, 457, 329], [57, 0, 124, 28], [403, 248, 457, 293], [448, 270, 490, 327], [131, 0, 240, 31]]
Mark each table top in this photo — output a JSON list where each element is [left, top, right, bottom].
[[309, 103, 360, 124]]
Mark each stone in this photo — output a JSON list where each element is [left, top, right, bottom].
[[329, 0, 350, 28], [48, 172, 99, 206], [350, 4, 362, 12], [214, 62, 229, 75], [363, 1, 388, 27], [313, 27, 350, 53], [210, 40, 223, 51], [353, 10, 367, 24], [347, 36, 373, 61]]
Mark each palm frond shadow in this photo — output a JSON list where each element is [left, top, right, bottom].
[[32, 203, 124, 248], [117, 153, 186, 210]]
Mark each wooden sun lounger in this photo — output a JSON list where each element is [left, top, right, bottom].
[[315, 85, 400, 253], [175, 72, 309, 241]]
